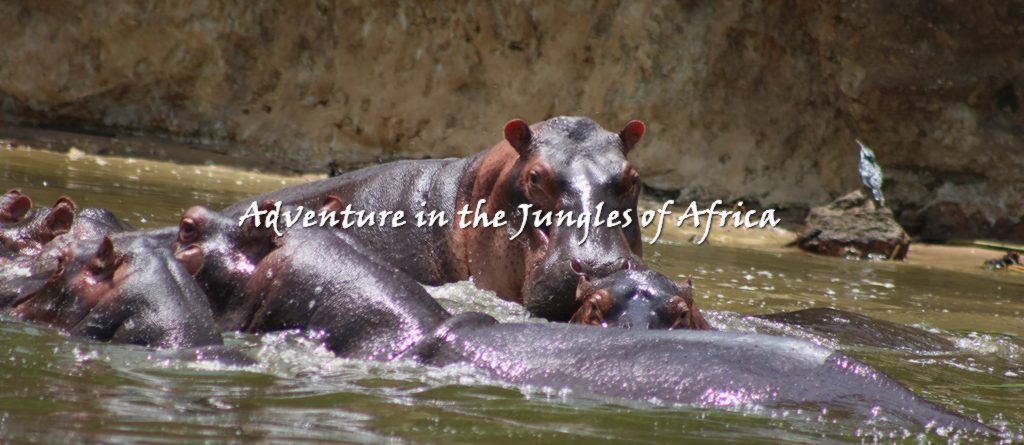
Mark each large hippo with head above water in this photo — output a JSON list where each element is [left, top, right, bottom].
[[175, 203, 990, 433], [225, 116, 648, 320]]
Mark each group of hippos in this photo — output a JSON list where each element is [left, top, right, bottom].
[[0, 116, 996, 434]]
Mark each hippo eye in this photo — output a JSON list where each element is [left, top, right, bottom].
[[528, 170, 540, 186], [179, 218, 199, 243]]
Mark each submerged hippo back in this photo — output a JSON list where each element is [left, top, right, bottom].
[[421, 321, 986, 432], [244, 227, 451, 360], [225, 158, 468, 286]]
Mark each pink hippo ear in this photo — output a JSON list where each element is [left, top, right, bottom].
[[320, 195, 345, 213], [53, 196, 78, 212], [42, 198, 76, 238], [674, 276, 694, 295], [574, 275, 596, 303], [258, 200, 277, 214], [240, 200, 281, 246], [174, 244, 205, 276], [504, 119, 533, 157], [1, 189, 32, 223], [619, 120, 645, 154], [89, 237, 119, 276]]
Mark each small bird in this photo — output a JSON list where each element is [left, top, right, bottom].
[[857, 139, 885, 208], [327, 161, 343, 178]]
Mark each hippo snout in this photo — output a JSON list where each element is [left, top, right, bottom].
[[570, 268, 713, 330], [569, 257, 633, 281]]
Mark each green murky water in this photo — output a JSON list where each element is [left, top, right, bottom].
[[1, 144, 1022, 443]]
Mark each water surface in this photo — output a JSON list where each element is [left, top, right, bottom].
[[1, 143, 1021, 443]]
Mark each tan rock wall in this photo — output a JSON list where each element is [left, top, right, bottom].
[[1, 1, 1022, 240]]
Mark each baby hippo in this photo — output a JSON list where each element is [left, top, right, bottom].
[[0, 233, 222, 349], [571, 266, 712, 330]]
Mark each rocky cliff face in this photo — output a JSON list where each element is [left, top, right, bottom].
[[1, 1, 1021, 241]]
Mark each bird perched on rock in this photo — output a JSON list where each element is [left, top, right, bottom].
[[857, 139, 885, 208]]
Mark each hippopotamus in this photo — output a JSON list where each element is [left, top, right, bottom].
[[225, 116, 648, 320], [175, 202, 450, 353], [0, 233, 222, 348], [755, 307, 956, 351], [570, 266, 712, 330], [174, 204, 989, 432], [0, 193, 142, 260], [0, 189, 32, 223], [0, 196, 76, 258]]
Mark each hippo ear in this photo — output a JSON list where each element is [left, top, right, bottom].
[[43, 198, 76, 237], [570, 288, 612, 326], [1, 190, 32, 223], [239, 200, 278, 231], [575, 275, 591, 302], [53, 196, 78, 212], [674, 276, 694, 294], [504, 119, 533, 157], [665, 275, 708, 330], [10, 195, 31, 217], [174, 244, 205, 276], [321, 195, 345, 213], [258, 200, 277, 215], [89, 237, 119, 275], [619, 120, 645, 154], [240, 200, 281, 245]]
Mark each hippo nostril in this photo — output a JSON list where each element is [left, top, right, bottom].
[[569, 258, 631, 280], [570, 258, 585, 276]]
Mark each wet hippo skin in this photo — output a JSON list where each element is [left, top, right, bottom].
[[175, 203, 445, 353], [0, 196, 76, 259], [570, 267, 712, 330], [0, 191, 179, 262], [0, 189, 32, 223], [0, 192, 144, 261], [224, 116, 648, 321], [0, 233, 223, 349], [755, 307, 956, 351], [175, 206, 989, 432]]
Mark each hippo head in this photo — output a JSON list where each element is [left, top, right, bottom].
[[173, 203, 278, 330], [4, 234, 217, 347], [505, 116, 646, 320], [6, 236, 129, 320], [569, 268, 712, 330], [0, 189, 32, 223], [0, 196, 76, 257]]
